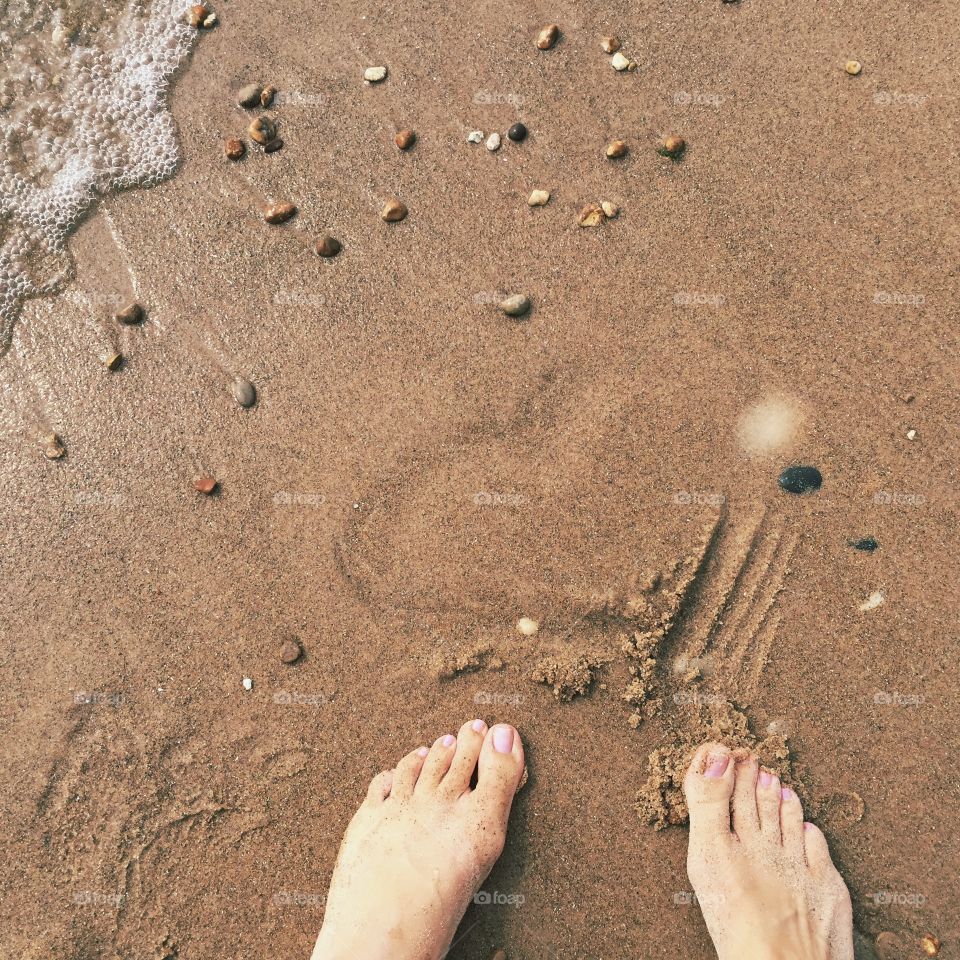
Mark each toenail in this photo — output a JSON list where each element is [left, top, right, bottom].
[[416, 747, 429, 758], [781, 786, 795, 801], [703, 753, 730, 778], [471, 719, 486, 733], [804, 821, 814, 831], [440, 734, 456, 748], [492, 724, 514, 753], [759, 770, 774, 788]]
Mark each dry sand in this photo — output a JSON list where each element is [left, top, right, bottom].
[[1, 0, 958, 957]]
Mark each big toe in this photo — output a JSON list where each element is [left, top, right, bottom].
[[683, 742, 735, 847], [472, 724, 525, 829]]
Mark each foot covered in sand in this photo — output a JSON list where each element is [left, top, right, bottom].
[[683, 742, 854, 960], [311, 720, 525, 960]]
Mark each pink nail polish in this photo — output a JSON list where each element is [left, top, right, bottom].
[[759, 770, 774, 788], [416, 746, 429, 758], [703, 753, 729, 778], [492, 725, 514, 753], [440, 734, 456, 748], [781, 786, 795, 801], [472, 719, 486, 733], [804, 821, 814, 831]]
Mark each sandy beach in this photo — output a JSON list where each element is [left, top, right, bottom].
[[1, 0, 958, 957]]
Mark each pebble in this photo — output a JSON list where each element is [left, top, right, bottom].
[[659, 135, 686, 158], [105, 352, 123, 370], [500, 294, 531, 317], [280, 638, 303, 664], [364, 66, 388, 83], [906, 428, 917, 441], [115, 302, 145, 325], [536, 24, 560, 50], [611, 51, 631, 71], [606, 139, 628, 159], [224, 137, 245, 160], [467, 130, 484, 143], [527, 189, 550, 206], [601, 201, 619, 218], [490, 951, 508, 960], [263, 201, 297, 224], [848, 536, 879, 552], [486, 132, 501, 152], [778, 464, 822, 494], [232, 378, 256, 407], [600, 36, 621, 53], [578, 203, 604, 227], [859, 590, 885, 612], [260, 85, 277, 107], [203, 12, 217, 28], [381, 199, 408, 222], [845, 60, 862, 76], [316, 235, 342, 258], [516, 617, 539, 636], [264, 137, 284, 154], [507, 122, 528, 142], [921, 934, 940, 957], [194, 474, 218, 495], [249, 115, 277, 145], [237, 83, 262, 108], [189, 4, 210, 28], [395, 129, 416, 150], [44, 432, 66, 460], [242, 677, 253, 691]]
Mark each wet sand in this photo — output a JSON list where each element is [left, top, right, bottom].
[[1, 0, 958, 957]]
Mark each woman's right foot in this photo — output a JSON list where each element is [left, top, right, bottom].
[[683, 742, 854, 960]]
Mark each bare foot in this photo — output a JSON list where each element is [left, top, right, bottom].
[[311, 720, 525, 960], [683, 743, 854, 960]]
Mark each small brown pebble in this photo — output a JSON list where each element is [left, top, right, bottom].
[[845, 60, 862, 75], [260, 85, 277, 107], [921, 935, 940, 957], [263, 136, 284, 153], [105, 352, 123, 371], [315, 235, 342, 258], [606, 139, 628, 159], [280, 639, 303, 664], [237, 83, 262, 108], [490, 951, 508, 960], [600, 36, 621, 53], [44, 433, 66, 460], [659, 134, 686, 158], [188, 4, 210, 27], [578, 203, 605, 227], [248, 115, 277, 145], [500, 294, 531, 317], [395, 129, 416, 150], [381, 199, 408, 222], [263, 201, 297, 224], [536, 23, 560, 49], [232, 378, 256, 407], [115, 302, 145, 325], [601, 201, 619, 218], [224, 137, 245, 160], [194, 475, 217, 495]]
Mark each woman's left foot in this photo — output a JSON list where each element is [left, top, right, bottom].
[[311, 719, 525, 960]]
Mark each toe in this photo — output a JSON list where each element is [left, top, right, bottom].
[[779, 786, 806, 859], [365, 770, 393, 805], [732, 756, 761, 839], [802, 821, 834, 874], [439, 718, 488, 798], [756, 768, 782, 843], [391, 745, 429, 800], [416, 733, 458, 792], [473, 724, 525, 824], [682, 742, 735, 847]]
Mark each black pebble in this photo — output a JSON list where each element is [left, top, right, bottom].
[[849, 536, 879, 552], [778, 465, 823, 495], [507, 122, 528, 142]]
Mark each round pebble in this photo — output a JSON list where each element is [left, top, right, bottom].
[[115, 302, 145, 325], [848, 536, 879, 552], [606, 139, 628, 159], [467, 130, 484, 143], [536, 24, 560, 50], [232, 378, 256, 407], [486, 132, 501, 152], [316, 235, 342, 258], [264, 137, 284, 154], [263, 201, 297, 224], [237, 83, 262, 108], [280, 639, 303, 664], [507, 122, 528, 143], [260, 85, 277, 107], [777, 465, 822, 495], [249, 116, 277, 145], [194, 474, 218, 495], [516, 617, 539, 636], [381, 199, 408, 222], [188, 4, 210, 28], [364, 66, 387, 83], [659, 135, 686, 158], [611, 51, 630, 71], [500, 294, 531, 317], [224, 137, 245, 160], [395, 129, 416, 150], [845, 60, 862, 75], [601, 201, 619, 218], [105, 352, 123, 370]]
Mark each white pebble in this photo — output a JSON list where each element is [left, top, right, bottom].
[[364, 66, 387, 83], [467, 130, 483, 143], [528, 189, 550, 206], [486, 132, 501, 152], [516, 616, 539, 636], [906, 428, 917, 441], [242, 677, 253, 691], [859, 591, 885, 613], [611, 51, 630, 71]]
